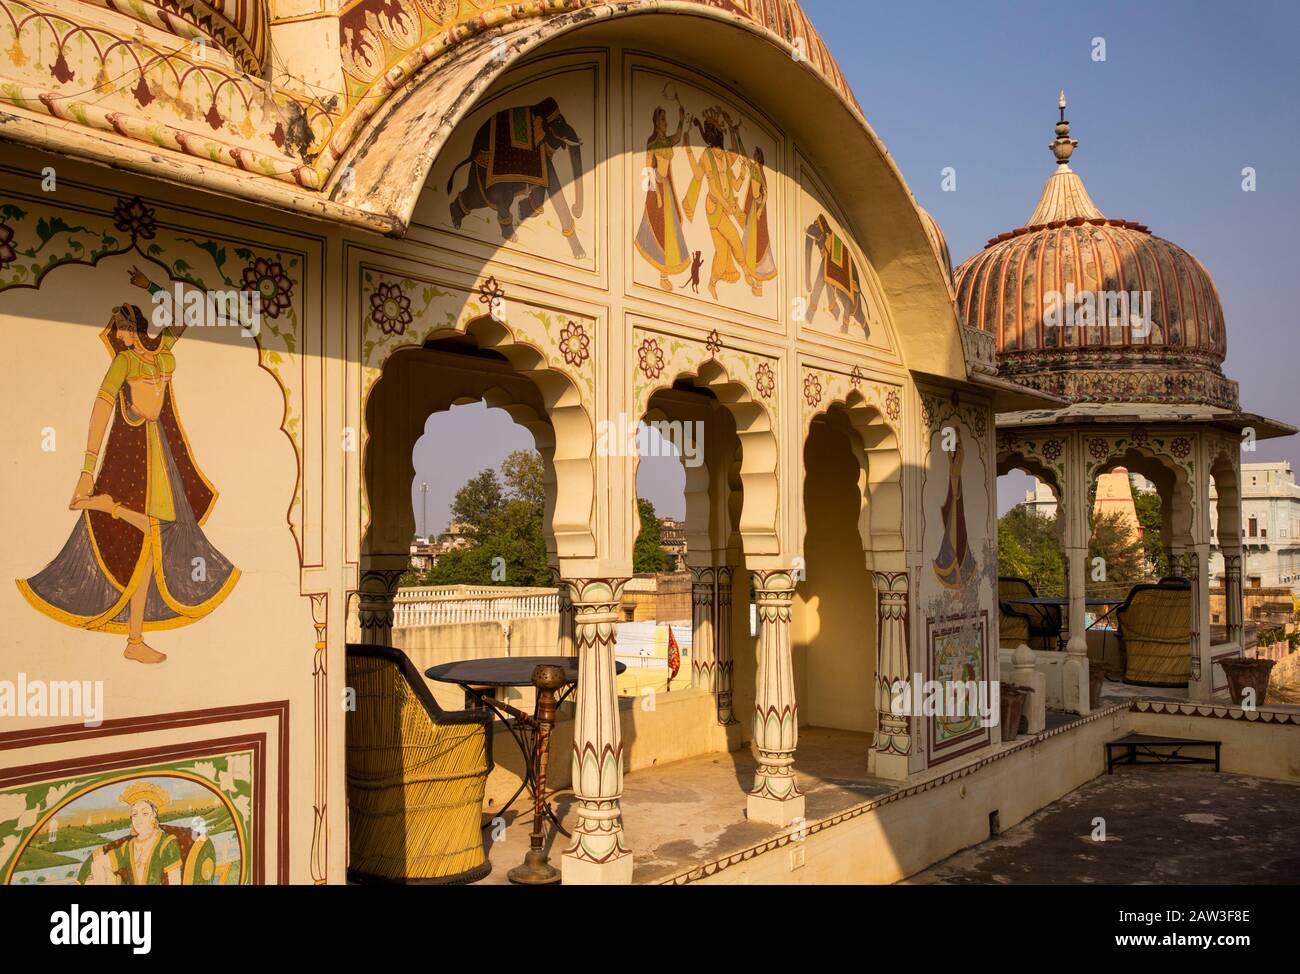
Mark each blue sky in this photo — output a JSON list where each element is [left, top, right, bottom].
[[412, 0, 1300, 531]]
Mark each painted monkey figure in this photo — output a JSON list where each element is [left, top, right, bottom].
[[445, 97, 586, 259]]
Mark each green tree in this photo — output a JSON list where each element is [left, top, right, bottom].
[[422, 452, 553, 587], [633, 497, 671, 573], [1087, 509, 1149, 597], [997, 505, 1064, 596], [1132, 488, 1168, 577], [501, 449, 545, 509], [448, 468, 504, 536]]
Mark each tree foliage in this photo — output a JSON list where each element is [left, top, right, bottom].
[[416, 451, 552, 587], [633, 497, 671, 574], [997, 499, 1160, 599]]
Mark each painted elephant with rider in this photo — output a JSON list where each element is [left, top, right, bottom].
[[446, 97, 587, 259], [804, 213, 868, 334]]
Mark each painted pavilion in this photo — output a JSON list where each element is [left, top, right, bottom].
[[0, 0, 1294, 888]]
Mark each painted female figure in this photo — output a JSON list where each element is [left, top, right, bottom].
[[933, 438, 976, 588], [17, 267, 239, 664], [633, 105, 692, 291], [738, 143, 777, 296]]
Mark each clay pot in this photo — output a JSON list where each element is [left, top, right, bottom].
[[1089, 663, 1106, 710], [1216, 657, 1276, 707], [999, 683, 1031, 741]]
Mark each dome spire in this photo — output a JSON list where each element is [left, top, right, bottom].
[[1050, 90, 1078, 167], [1026, 90, 1104, 226]]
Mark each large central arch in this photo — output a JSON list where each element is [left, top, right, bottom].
[[330, 7, 967, 379]]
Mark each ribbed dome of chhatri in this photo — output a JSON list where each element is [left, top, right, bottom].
[[955, 93, 1237, 410]]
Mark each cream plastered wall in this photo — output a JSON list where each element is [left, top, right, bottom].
[[0, 152, 347, 885], [0, 25, 983, 884]]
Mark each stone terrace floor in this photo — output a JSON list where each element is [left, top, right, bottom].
[[481, 726, 892, 885], [905, 767, 1300, 884]]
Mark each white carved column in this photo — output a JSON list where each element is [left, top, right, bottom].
[[748, 569, 803, 826], [1224, 552, 1244, 647], [1061, 440, 1091, 715], [1186, 549, 1213, 700], [714, 566, 737, 724], [356, 567, 403, 647], [868, 570, 911, 781], [561, 578, 632, 885], [689, 566, 716, 692]]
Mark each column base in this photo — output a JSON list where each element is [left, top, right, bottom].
[[867, 749, 909, 782], [747, 791, 805, 827], [560, 851, 634, 885]]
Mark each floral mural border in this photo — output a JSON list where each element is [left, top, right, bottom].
[[797, 364, 901, 439], [358, 266, 597, 415], [631, 325, 779, 429]]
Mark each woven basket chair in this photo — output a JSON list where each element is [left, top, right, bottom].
[[346, 643, 494, 884], [1116, 583, 1192, 688], [998, 576, 1060, 650]]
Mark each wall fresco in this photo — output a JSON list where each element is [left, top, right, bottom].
[[918, 390, 997, 762], [629, 64, 781, 319], [416, 61, 600, 275], [1, 748, 255, 885]]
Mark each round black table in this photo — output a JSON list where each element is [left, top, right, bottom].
[[425, 655, 626, 884]]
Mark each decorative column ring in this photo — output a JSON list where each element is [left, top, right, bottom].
[[357, 568, 403, 647], [748, 569, 804, 827], [689, 566, 717, 692], [560, 577, 632, 885]]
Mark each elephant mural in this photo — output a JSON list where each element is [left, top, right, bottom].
[[804, 213, 868, 335], [445, 97, 587, 259]]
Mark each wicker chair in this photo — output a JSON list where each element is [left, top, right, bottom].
[[998, 576, 1060, 650], [1116, 583, 1192, 688], [346, 643, 494, 884]]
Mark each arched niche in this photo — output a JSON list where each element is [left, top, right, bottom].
[[361, 328, 596, 568]]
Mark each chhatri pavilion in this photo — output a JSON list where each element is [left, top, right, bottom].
[[957, 96, 1293, 710], [0, 0, 1294, 888]]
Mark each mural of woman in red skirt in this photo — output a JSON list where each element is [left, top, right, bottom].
[[17, 267, 239, 664]]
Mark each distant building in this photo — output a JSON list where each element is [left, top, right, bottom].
[[1019, 470, 1153, 529], [658, 516, 688, 571], [1209, 462, 1300, 591], [1093, 467, 1142, 542], [408, 522, 475, 573]]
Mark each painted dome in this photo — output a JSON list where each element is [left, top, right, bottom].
[[954, 94, 1236, 410], [99, 0, 269, 75]]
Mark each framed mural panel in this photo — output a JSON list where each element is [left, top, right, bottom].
[[925, 610, 991, 765], [0, 702, 287, 885]]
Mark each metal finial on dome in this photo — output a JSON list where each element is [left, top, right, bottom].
[[1050, 89, 1078, 167]]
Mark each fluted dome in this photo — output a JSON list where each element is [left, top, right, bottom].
[[101, 0, 269, 75], [955, 95, 1237, 410]]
